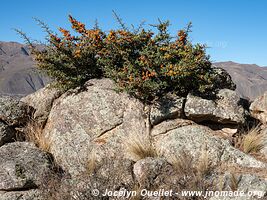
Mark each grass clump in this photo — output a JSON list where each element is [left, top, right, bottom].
[[238, 125, 266, 154], [168, 150, 214, 191], [124, 133, 158, 161], [24, 120, 51, 152], [17, 13, 235, 102]]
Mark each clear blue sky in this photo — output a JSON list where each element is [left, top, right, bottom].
[[1, 0, 267, 66]]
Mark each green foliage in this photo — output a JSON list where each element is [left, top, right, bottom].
[[18, 16, 104, 91], [98, 21, 215, 101], [17, 15, 235, 102]]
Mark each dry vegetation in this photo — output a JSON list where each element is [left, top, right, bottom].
[[85, 149, 98, 175], [39, 147, 255, 200], [235, 125, 266, 155], [241, 127, 266, 154], [17, 119, 266, 200], [124, 133, 158, 161], [168, 150, 215, 195], [19, 118, 266, 199], [228, 173, 239, 191], [23, 119, 51, 152]]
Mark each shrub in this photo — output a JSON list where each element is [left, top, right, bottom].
[[17, 16, 104, 91], [98, 21, 216, 102], [18, 14, 234, 102]]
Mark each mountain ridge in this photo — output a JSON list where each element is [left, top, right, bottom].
[[213, 61, 267, 100], [0, 41, 50, 96]]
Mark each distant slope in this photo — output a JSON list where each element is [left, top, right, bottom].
[[0, 41, 50, 96], [213, 61, 267, 100]]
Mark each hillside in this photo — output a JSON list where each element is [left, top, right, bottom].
[[0, 41, 50, 96], [213, 61, 267, 100]]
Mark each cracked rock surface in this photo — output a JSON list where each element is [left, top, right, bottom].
[[184, 89, 246, 124], [0, 142, 53, 199], [153, 124, 266, 168], [0, 95, 30, 126], [1, 78, 267, 199], [44, 79, 148, 176], [44, 79, 266, 178]]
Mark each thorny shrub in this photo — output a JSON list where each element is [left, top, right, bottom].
[[17, 14, 234, 102]]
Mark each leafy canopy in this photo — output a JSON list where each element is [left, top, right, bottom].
[[17, 14, 234, 102]]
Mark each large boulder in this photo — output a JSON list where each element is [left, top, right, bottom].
[[184, 89, 246, 124], [153, 123, 266, 169], [150, 94, 185, 125], [250, 91, 267, 124], [43, 79, 148, 176], [0, 121, 16, 147], [43, 79, 263, 178], [0, 95, 30, 126], [0, 142, 53, 192], [20, 85, 62, 124], [56, 158, 135, 200]]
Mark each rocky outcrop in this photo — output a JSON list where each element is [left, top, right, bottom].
[[42, 79, 264, 178], [1, 77, 266, 200], [133, 157, 173, 187], [20, 85, 62, 124], [210, 173, 267, 200], [211, 67, 237, 92], [250, 91, 267, 124], [0, 190, 44, 200], [150, 95, 185, 125], [44, 79, 148, 176], [185, 89, 246, 124], [0, 95, 30, 126], [153, 124, 266, 168], [0, 142, 53, 199]]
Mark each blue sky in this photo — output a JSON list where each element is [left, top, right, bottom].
[[1, 0, 267, 66]]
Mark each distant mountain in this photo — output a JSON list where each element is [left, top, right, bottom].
[[213, 61, 267, 100], [1, 41, 267, 100], [0, 41, 50, 96]]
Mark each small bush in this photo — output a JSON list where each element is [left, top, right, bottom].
[[18, 14, 235, 102]]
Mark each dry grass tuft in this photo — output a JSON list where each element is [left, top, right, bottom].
[[169, 149, 213, 178], [239, 125, 266, 154], [196, 149, 213, 177], [168, 150, 194, 175], [24, 120, 51, 152], [168, 150, 214, 194], [217, 175, 225, 191], [229, 173, 239, 191], [86, 149, 98, 175], [124, 133, 158, 161]]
